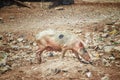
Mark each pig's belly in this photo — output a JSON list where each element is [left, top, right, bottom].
[[46, 46, 62, 52]]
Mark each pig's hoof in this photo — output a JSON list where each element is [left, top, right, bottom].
[[89, 61, 93, 65], [80, 60, 91, 64]]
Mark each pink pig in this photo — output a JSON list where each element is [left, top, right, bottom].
[[35, 29, 92, 64]]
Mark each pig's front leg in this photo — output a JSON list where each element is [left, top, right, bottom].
[[79, 48, 92, 64], [36, 48, 46, 64], [71, 49, 82, 62], [61, 48, 68, 59]]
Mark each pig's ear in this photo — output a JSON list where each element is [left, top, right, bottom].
[[79, 42, 84, 48]]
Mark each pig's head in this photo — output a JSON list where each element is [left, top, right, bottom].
[[79, 42, 92, 64]]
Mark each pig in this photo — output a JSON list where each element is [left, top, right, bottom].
[[35, 29, 92, 64]]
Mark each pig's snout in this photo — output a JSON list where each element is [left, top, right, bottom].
[[80, 49, 92, 64]]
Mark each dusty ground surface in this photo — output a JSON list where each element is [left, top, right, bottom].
[[0, 1, 120, 80]]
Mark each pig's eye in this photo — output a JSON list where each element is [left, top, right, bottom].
[[59, 34, 64, 39]]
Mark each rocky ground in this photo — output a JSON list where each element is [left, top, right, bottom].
[[0, 1, 120, 80]]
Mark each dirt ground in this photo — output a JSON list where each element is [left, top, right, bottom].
[[0, 1, 120, 80]]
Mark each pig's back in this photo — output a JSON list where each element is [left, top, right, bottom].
[[53, 31, 79, 47], [36, 29, 56, 40], [36, 29, 79, 47]]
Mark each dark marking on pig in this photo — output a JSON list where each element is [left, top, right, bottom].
[[59, 34, 64, 39]]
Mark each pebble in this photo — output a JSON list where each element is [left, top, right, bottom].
[[48, 52, 54, 57], [114, 46, 120, 51], [33, 42, 37, 46], [17, 38, 24, 42], [46, 68, 61, 76], [0, 17, 4, 23], [11, 45, 19, 51], [55, 7, 64, 10], [105, 18, 116, 25], [9, 16, 15, 19], [114, 21, 120, 27], [0, 17, 3, 20], [0, 35, 3, 40], [101, 74, 109, 80], [0, 51, 7, 66], [86, 71, 92, 78], [102, 58, 111, 67], [101, 33, 109, 38], [0, 65, 11, 74], [12, 40, 17, 44], [52, 68, 61, 75], [103, 25, 109, 32]]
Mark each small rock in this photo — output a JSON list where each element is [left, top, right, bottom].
[[22, 40, 26, 43], [102, 58, 111, 67], [48, 52, 54, 57], [0, 65, 11, 74], [51, 68, 61, 75], [62, 67, 69, 72], [46, 68, 61, 76], [23, 45, 31, 49], [0, 51, 7, 66], [115, 61, 120, 67], [6, 33, 12, 37], [114, 21, 120, 27], [75, 30, 82, 34], [0, 35, 3, 40], [101, 74, 109, 80], [114, 46, 120, 51], [101, 33, 109, 38], [12, 40, 17, 44], [17, 38, 24, 42], [11, 45, 19, 51], [33, 42, 37, 46], [82, 69, 89, 74], [0, 17, 3, 20], [86, 71, 92, 78], [104, 18, 116, 25], [62, 69, 68, 72], [109, 29, 118, 35], [55, 7, 64, 10], [103, 46, 114, 53], [91, 51, 100, 60], [103, 25, 109, 32], [0, 17, 4, 23], [9, 16, 15, 19], [109, 56, 115, 60], [9, 37, 14, 42], [98, 45, 103, 50]]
